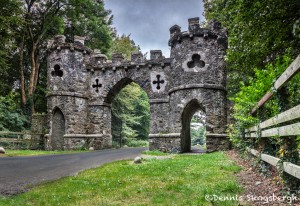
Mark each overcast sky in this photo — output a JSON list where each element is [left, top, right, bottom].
[[104, 0, 204, 58]]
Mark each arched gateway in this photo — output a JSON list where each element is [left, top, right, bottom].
[[45, 17, 229, 152]]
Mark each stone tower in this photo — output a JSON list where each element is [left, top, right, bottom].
[[166, 18, 228, 152], [45, 17, 229, 152]]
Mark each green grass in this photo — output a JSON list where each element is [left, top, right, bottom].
[[142, 150, 170, 156], [1, 149, 89, 157], [0, 152, 242, 206]]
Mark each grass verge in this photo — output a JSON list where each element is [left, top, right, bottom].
[[0, 152, 242, 206], [142, 150, 169, 156], [1, 149, 89, 157]]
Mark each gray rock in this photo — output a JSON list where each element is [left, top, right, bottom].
[[89, 147, 94, 151], [133, 156, 142, 164], [255, 181, 262, 186], [0, 147, 5, 154]]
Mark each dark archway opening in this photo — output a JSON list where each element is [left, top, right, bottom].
[[181, 99, 206, 153], [51, 108, 65, 150], [110, 81, 150, 148]]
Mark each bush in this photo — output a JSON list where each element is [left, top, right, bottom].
[[229, 54, 293, 150], [0, 92, 29, 131], [125, 139, 148, 147]]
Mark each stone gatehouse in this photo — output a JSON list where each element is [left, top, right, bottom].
[[45, 17, 229, 152]]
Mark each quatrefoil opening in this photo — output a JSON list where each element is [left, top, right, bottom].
[[187, 54, 205, 69]]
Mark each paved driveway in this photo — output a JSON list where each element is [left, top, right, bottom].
[[0, 147, 147, 196]]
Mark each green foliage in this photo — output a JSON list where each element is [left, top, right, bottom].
[[63, 0, 114, 54], [111, 83, 150, 146], [109, 34, 140, 60], [0, 0, 23, 95], [142, 150, 169, 156], [0, 93, 29, 131], [191, 125, 205, 146], [231, 54, 292, 129], [190, 113, 206, 146], [286, 68, 300, 109], [0, 152, 242, 205], [204, 0, 300, 96], [227, 54, 297, 156], [124, 139, 148, 147], [205, 0, 300, 192]]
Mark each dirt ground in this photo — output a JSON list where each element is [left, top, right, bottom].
[[226, 150, 300, 206]]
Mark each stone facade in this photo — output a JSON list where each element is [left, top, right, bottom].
[[45, 17, 229, 152]]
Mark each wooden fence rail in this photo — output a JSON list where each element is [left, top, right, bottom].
[[245, 54, 300, 181], [251, 55, 300, 114], [247, 147, 300, 180], [0, 131, 44, 149]]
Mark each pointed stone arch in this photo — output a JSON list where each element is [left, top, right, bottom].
[[104, 77, 134, 104], [181, 99, 205, 152], [51, 107, 65, 150], [101, 77, 151, 147]]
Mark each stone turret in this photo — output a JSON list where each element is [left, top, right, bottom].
[[46, 35, 90, 150], [169, 17, 227, 88]]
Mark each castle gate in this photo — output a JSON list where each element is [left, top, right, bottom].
[[45, 17, 229, 152]]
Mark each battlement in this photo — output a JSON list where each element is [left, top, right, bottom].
[[47, 36, 171, 73], [85, 48, 170, 73], [168, 18, 227, 47], [89, 49, 171, 73], [47, 35, 92, 54]]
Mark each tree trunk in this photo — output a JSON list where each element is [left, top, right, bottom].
[[28, 43, 38, 114], [33, 50, 41, 93], [19, 34, 26, 107], [28, 44, 36, 96]]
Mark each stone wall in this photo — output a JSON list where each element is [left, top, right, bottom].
[[31, 114, 47, 149], [45, 18, 230, 152], [31, 114, 47, 134]]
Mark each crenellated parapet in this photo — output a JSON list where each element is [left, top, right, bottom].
[[87, 50, 171, 73], [168, 17, 227, 49], [47, 35, 92, 54]]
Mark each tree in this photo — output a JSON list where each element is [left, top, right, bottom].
[[203, 0, 300, 96], [111, 83, 150, 145], [0, 0, 23, 95], [63, 0, 114, 53], [13, 0, 114, 112], [109, 34, 140, 60]]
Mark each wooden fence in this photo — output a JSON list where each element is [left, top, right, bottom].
[[0, 131, 44, 149], [245, 55, 300, 180]]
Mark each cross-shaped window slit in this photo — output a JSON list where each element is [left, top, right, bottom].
[[152, 74, 165, 90], [187, 54, 205, 68], [92, 79, 102, 93], [51, 65, 63, 77]]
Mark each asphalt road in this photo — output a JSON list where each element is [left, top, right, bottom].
[[0, 147, 147, 196]]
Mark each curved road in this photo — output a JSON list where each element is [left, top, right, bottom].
[[0, 147, 146, 196]]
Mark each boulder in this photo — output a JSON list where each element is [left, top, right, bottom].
[[0, 147, 5, 154], [133, 156, 142, 164]]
